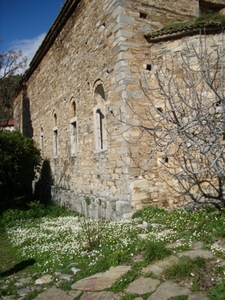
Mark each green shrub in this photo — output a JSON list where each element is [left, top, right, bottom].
[[0, 130, 41, 212]]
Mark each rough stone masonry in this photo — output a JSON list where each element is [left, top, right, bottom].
[[14, 0, 225, 219]]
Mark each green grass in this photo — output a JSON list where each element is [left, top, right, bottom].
[[209, 279, 225, 300], [164, 256, 206, 279], [0, 229, 19, 274], [1, 202, 225, 299]]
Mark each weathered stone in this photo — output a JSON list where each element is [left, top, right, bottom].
[[17, 287, 31, 297], [178, 250, 215, 260], [58, 274, 73, 280], [142, 256, 179, 276], [126, 277, 160, 295], [79, 291, 122, 300], [13, 0, 225, 219], [34, 286, 74, 300], [35, 275, 52, 285], [147, 281, 191, 300], [187, 292, 208, 300], [71, 265, 131, 291]]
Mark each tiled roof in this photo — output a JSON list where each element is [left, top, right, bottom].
[[145, 21, 225, 43]]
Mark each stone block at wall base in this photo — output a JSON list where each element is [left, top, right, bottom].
[[50, 185, 133, 221]]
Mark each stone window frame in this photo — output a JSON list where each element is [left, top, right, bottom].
[[52, 110, 58, 158], [93, 81, 107, 153], [69, 98, 78, 157]]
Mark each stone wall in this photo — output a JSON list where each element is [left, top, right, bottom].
[[14, 0, 225, 219]]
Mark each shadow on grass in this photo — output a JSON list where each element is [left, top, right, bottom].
[[0, 258, 36, 277]]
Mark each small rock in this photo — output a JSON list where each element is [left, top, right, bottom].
[[58, 273, 73, 280], [17, 287, 30, 297], [35, 274, 52, 285], [138, 233, 149, 240], [150, 223, 164, 228], [126, 277, 160, 295], [14, 277, 33, 287], [71, 267, 80, 274]]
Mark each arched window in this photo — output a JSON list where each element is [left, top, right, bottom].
[[69, 98, 78, 156], [93, 82, 107, 151], [52, 111, 58, 158]]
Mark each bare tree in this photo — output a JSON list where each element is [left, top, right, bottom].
[[120, 34, 225, 208], [0, 49, 27, 126]]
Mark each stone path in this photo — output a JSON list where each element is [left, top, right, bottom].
[[1, 246, 224, 300]]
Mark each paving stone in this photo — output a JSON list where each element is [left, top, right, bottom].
[[58, 273, 73, 280], [34, 286, 74, 300], [68, 290, 82, 298], [79, 291, 121, 300], [35, 274, 52, 285], [142, 255, 179, 276], [17, 287, 31, 297], [188, 292, 208, 300], [178, 250, 215, 260], [147, 281, 191, 300], [14, 277, 33, 287], [71, 265, 131, 291], [126, 277, 160, 295]]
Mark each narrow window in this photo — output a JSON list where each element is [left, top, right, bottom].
[[69, 99, 78, 156], [40, 127, 44, 155], [53, 112, 58, 158], [70, 117, 77, 156], [94, 82, 107, 151], [53, 127, 58, 157], [96, 109, 105, 150]]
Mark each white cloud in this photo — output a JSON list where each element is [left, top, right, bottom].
[[9, 33, 46, 67]]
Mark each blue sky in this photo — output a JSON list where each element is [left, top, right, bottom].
[[0, 0, 66, 64]]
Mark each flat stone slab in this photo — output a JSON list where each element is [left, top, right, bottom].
[[126, 276, 160, 295], [142, 255, 179, 276], [178, 250, 215, 260], [188, 292, 208, 300], [34, 286, 74, 300], [147, 281, 191, 300], [35, 274, 52, 285], [71, 265, 131, 291], [79, 291, 122, 300]]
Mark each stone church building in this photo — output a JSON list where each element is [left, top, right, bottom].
[[14, 0, 225, 220]]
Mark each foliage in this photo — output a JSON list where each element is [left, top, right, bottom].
[[143, 240, 172, 263], [0, 49, 27, 122], [0, 130, 41, 212], [133, 205, 225, 252], [208, 279, 225, 300], [1, 204, 225, 298], [0, 201, 77, 227]]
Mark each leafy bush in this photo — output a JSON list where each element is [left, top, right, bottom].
[[0, 130, 41, 212]]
